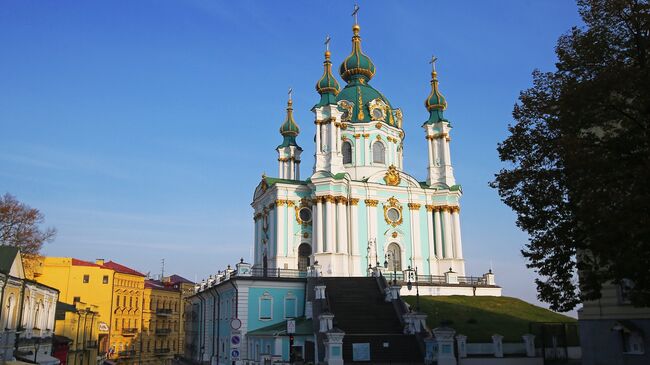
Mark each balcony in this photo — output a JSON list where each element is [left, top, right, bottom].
[[154, 348, 171, 355], [155, 328, 171, 336], [118, 350, 135, 358], [156, 308, 173, 316], [86, 340, 98, 348], [121, 328, 138, 336]]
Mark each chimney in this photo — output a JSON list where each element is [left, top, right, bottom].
[[96, 259, 105, 266]]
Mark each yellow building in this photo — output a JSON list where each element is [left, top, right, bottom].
[[1, 246, 60, 365], [36, 257, 115, 365], [35, 258, 146, 365], [139, 275, 193, 365]]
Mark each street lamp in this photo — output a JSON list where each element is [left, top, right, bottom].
[[383, 248, 398, 285], [404, 266, 420, 312]]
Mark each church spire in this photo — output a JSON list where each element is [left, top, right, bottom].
[[278, 89, 301, 149], [315, 36, 340, 107], [424, 56, 448, 125], [339, 5, 376, 83]]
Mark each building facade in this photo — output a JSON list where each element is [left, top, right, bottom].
[[0, 246, 60, 365], [579, 281, 649, 365], [140, 275, 193, 365]]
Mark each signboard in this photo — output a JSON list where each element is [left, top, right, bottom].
[[231, 335, 241, 348], [98, 322, 109, 332], [231, 348, 240, 360], [287, 319, 296, 334], [352, 343, 370, 361], [230, 318, 242, 330]]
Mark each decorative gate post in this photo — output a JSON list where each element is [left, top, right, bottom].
[[432, 327, 456, 365]]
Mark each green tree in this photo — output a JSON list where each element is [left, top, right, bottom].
[[491, 0, 650, 311], [0, 193, 56, 256]]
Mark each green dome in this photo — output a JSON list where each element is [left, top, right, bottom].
[[315, 50, 340, 107], [335, 80, 394, 124], [339, 25, 375, 83], [278, 99, 302, 149], [424, 70, 448, 124]]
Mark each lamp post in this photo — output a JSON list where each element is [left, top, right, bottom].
[[383, 248, 398, 286], [404, 266, 420, 312]]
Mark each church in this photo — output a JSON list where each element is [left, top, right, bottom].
[[185, 13, 501, 365]]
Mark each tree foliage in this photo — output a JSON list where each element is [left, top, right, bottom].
[[491, 0, 650, 311], [0, 193, 56, 256]]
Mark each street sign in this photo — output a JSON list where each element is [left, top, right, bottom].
[[231, 335, 241, 347], [230, 318, 242, 330], [287, 319, 296, 334], [231, 348, 240, 360]]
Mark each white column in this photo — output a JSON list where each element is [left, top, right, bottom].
[[254, 217, 260, 266], [278, 160, 283, 178], [452, 208, 463, 259], [287, 203, 295, 261], [410, 205, 422, 270], [315, 124, 321, 152], [349, 199, 360, 275], [276, 202, 285, 258], [443, 208, 453, 259], [426, 206, 436, 274], [295, 160, 300, 179], [336, 199, 348, 254], [366, 200, 378, 264], [313, 198, 323, 253], [434, 209, 443, 260], [268, 207, 276, 262], [325, 197, 334, 252]]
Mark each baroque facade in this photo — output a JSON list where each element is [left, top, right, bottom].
[[252, 23, 467, 279]]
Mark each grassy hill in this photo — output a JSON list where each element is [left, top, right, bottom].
[[402, 295, 576, 343]]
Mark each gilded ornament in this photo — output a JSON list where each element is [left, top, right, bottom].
[[408, 203, 421, 210], [383, 165, 401, 186], [391, 232, 398, 238], [383, 196, 403, 227], [363, 133, 370, 138], [340, 123, 348, 130], [357, 86, 365, 120], [364, 199, 379, 207], [375, 123, 382, 129], [325, 195, 336, 203], [394, 108, 403, 128], [368, 98, 387, 121], [303, 232, 309, 238], [349, 198, 359, 206], [295, 206, 313, 225], [354, 134, 361, 139], [287, 201, 295, 207], [425, 205, 435, 212], [337, 100, 354, 122], [376, 135, 381, 141]]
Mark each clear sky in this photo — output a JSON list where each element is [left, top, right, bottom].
[[0, 1, 582, 313]]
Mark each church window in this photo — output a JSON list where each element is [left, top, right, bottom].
[[373, 142, 386, 164], [386, 242, 402, 272], [298, 243, 311, 272], [342, 141, 353, 164], [259, 293, 273, 321], [298, 207, 312, 223], [284, 295, 297, 318], [386, 207, 401, 224]]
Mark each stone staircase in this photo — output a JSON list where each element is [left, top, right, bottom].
[[321, 277, 424, 364]]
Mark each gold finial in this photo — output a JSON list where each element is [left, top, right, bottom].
[[429, 55, 438, 79]]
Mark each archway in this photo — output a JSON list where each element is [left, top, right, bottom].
[[298, 243, 311, 271]]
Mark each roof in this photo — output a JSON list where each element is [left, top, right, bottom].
[[145, 279, 178, 291], [247, 317, 313, 336], [0, 245, 20, 274], [168, 274, 193, 285], [101, 261, 145, 277], [71, 258, 101, 267]]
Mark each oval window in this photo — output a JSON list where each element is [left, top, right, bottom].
[[299, 207, 312, 223], [386, 207, 400, 223]]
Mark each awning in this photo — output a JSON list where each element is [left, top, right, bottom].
[[612, 320, 644, 335], [17, 353, 61, 365]]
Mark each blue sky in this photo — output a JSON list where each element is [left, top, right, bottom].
[[0, 1, 582, 313]]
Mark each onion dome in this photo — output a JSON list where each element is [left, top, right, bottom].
[[315, 50, 340, 107], [339, 25, 376, 83], [424, 63, 448, 124], [278, 97, 302, 149]]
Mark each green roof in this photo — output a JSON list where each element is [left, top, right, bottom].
[[0, 245, 19, 274], [315, 51, 341, 107], [263, 177, 308, 186], [247, 317, 313, 336], [404, 296, 576, 343]]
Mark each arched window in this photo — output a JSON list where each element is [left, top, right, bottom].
[[342, 141, 352, 164], [373, 142, 386, 164], [386, 242, 402, 271], [5, 294, 15, 329], [298, 244, 311, 272]]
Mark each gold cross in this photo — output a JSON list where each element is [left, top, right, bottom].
[[429, 55, 438, 73], [352, 4, 360, 24], [288, 88, 293, 101], [324, 35, 331, 51]]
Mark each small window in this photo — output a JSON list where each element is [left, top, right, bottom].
[[342, 141, 352, 164], [372, 142, 386, 164], [73, 296, 81, 303], [116, 295, 120, 307], [83, 275, 90, 283], [623, 331, 645, 354], [259, 293, 272, 321], [298, 207, 312, 223], [285, 296, 297, 318], [102, 275, 109, 284]]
